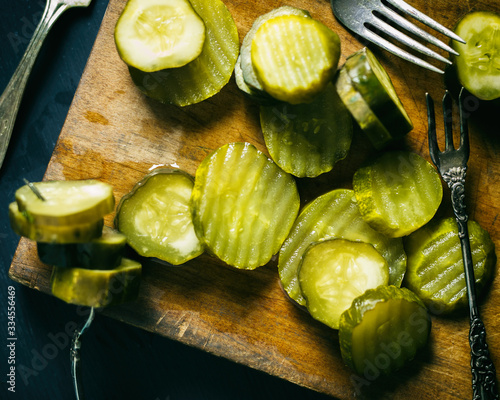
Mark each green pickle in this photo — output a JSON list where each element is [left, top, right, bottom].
[[353, 151, 443, 238], [299, 239, 389, 330], [404, 217, 496, 314], [339, 285, 431, 378], [279, 189, 407, 306], [51, 258, 142, 308], [191, 142, 300, 270], [115, 168, 204, 265]]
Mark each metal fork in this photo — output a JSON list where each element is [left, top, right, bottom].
[[331, 0, 465, 74], [426, 89, 499, 400], [0, 0, 93, 170]]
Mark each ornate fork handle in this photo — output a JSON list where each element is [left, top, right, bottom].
[[443, 166, 499, 400], [0, 0, 71, 168]]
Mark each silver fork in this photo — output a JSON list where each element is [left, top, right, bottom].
[[331, 0, 465, 74], [0, 0, 93, 170], [427, 89, 499, 400]]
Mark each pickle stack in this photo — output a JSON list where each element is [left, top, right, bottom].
[[9, 180, 142, 308]]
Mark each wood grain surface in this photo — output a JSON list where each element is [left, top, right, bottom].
[[9, 0, 500, 398]]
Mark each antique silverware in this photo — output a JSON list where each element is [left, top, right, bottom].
[[330, 0, 465, 73], [426, 89, 498, 400], [0, 0, 93, 170]]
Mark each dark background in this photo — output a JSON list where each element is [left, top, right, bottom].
[[0, 1, 335, 399]]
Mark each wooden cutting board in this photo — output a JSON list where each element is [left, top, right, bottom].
[[9, 0, 500, 398]]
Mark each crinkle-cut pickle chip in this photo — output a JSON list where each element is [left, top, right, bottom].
[[353, 151, 443, 238], [191, 142, 300, 270], [114, 0, 206, 72], [128, 0, 239, 106], [9, 202, 104, 244], [115, 168, 204, 266], [260, 82, 353, 178], [404, 217, 496, 314], [51, 258, 142, 308], [339, 285, 431, 378], [37, 226, 126, 269], [279, 189, 407, 306], [298, 239, 389, 330], [240, 5, 311, 93], [251, 14, 341, 104], [451, 11, 500, 101], [15, 179, 114, 227]]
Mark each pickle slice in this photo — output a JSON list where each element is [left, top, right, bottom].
[[191, 142, 300, 270], [240, 6, 311, 92], [279, 189, 407, 306], [353, 151, 443, 238], [115, 168, 204, 265], [335, 67, 393, 149], [15, 179, 114, 227], [251, 14, 341, 104], [51, 258, 142, 308], [234, 55, 273, 103], [9, 202, 104, 243], [299, 239, 389, 330], [404, 217, 496, 314], [115, 0, 206, 72], [260, 82, 353, 178], [345, 48, 413, 142], [37, 226, 126, 269], [128, 0, 239, 106], [339, 285, 431, 377]]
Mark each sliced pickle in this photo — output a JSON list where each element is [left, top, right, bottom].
[[353, 151, 443, 238], [345, 47, 413, 142], [260, 82, 353, 178], [37, 226, 126, 269], [191, 142, 300, 270], [404, 217, 496, 314], [299, 239, 389, 330], [278, 189, 407, 306], [251, 14, 341, 104], [15, 179, 114, 227], [51, 258, 142, 308], [115, 168, 204, 265], [128, 0, 239, 106], [339, 285, 431, 377], [240, 6, 311, 92], [115, 0, 206, 72]]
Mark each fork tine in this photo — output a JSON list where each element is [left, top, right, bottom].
[[368, 17, 452, 64], [384, 0, 466, 43], [426, 93, 440, 167], [377, 5, 459, 56], [458, 87, 470, 162], [442, 91, 455, 151], [363, 28, 445, 73]]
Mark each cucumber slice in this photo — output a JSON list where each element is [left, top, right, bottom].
[[299, 239, 389, 330], [339, 285, 431, 377], [345, 48, 413, 141], [451, 11, 500, 101], [115, 0, 206, 72], [115, 168, 204, 265], [234, 55, 273, 103], [191, 142, 300, 269], [9, 202, 104, 244], [260, 82, 353, 178], [51, 257, 142, 308], [251, 14, 341, 104], [403, 217, 496, 314], [37, 226, 126, 269], [353, 151, 443, 238], [15, 179, 114, 227], [128, 0, 239, 106], [240, 6, 311, 92], [335, 67, 393, 149], [278, 189, 407, 306]]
